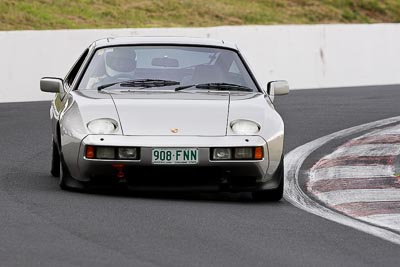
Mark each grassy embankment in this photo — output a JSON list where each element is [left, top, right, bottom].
[[1, 0, 400, 31]]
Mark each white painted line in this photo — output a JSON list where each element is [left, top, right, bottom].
[[284, 115, 400, 245], [371, 125, 400, 135], [352, 126, 400, 138], [325, 144, 400, 158], [316, 189, 400, 206], [360, 214, 400, 232], [310, 165, 393, 182], [353, 125, 400, 140]]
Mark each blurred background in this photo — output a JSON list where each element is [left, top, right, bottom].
[[1, 0, 400, 30], [1, 0, 400, 102]]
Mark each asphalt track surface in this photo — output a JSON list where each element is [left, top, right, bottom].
[[1, 85, 400, 266]]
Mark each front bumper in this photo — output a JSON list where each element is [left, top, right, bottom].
[[71, 134, 281, 192]]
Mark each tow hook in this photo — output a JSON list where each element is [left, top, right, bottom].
[[112, 164, 126, 182]]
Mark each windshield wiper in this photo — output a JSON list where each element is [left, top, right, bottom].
[[98, 79, 180, 91], [175, 82, 253, 92]]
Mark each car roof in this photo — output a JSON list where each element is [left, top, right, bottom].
[[92, 36, 238, 50]]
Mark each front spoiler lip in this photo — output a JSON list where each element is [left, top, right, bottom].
[[79, 177, 281, 193]]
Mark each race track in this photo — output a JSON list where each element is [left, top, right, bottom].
[[1, 85, 400, 266]]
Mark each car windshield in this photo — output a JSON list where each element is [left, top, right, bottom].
[[77, 45, 259, 92]]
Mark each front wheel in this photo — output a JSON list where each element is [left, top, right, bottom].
[[252, 156, 284, 202], [59, 154, 69, 190], [59, 153, 87, 191], [51, 140, 60, 177]]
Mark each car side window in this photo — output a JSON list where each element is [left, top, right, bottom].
[[64, 48, 89, 90]]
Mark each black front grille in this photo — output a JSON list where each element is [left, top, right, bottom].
[[125, 166, 223, 186]]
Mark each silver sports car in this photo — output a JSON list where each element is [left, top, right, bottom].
[[40, 37, 289, 201]]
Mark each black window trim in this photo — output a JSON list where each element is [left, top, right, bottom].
[[64, 48, 90, 93]]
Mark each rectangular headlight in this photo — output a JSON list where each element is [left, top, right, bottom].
[[118, 147, 138, 159], [234, 147, 253, 159], [212, 148, 232, 160], [96, 147, 115, 159]]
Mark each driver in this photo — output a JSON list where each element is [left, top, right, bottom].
[[102, 47, 137, 83]]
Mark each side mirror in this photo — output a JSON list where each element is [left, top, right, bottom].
[[40, 77, 64, 93], [267, 80, 289, 96]]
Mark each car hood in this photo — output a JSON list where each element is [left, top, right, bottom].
[[110, 91, 230, 136]]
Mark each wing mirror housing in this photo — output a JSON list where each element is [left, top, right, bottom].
[[267, 80, 289, 96], [266, 80, 289, 103], [40, 77, 64, 93]]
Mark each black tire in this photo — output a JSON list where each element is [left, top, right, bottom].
[[59, 154, 69, 190], [252, 156, 284, 202], [59, 153, 87, 191], [51, 140, 60, 177]]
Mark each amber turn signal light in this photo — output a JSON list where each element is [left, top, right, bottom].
[[85, 145, 95, 159], [254, 146, 263, 160]]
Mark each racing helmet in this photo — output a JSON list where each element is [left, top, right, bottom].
[[105, 47, 137, 77]]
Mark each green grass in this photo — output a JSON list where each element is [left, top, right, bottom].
[[1, 0, 400, 31]]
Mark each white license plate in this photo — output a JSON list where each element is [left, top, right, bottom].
[[152, 148, 199, 165]]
